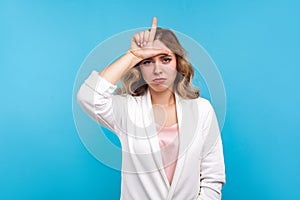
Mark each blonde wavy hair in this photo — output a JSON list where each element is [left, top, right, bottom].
[[116, 28, 199, 99]]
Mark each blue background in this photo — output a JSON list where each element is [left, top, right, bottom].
[[1, 0, 299, 199]]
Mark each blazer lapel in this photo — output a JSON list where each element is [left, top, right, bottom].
[[166, 92, 199, 200], [142, 89, 166, 181]]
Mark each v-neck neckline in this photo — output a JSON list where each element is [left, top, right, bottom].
[[145, 89, 183, 189], [139, 88, 199, 199]]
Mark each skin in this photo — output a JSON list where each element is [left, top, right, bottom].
[[139, 40, 177, 94], [99, 17, 178, 127]]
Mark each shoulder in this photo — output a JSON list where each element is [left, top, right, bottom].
[[197, 97, 214, 110], [178, 97, 215, 124], [181, 96, 214, 112], [112, 92, 143, 105]]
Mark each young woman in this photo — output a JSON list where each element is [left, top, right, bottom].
[[77, 17, 226, 200]]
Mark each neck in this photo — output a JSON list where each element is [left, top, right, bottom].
[[150, 88, 175, 106]]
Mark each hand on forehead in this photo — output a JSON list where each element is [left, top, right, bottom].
[[151, 40, 172, 52]]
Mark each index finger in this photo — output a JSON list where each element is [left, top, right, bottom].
[[148, 17, 157, 42]]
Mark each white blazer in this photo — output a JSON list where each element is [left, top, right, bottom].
[[77, 71, 226, 200]]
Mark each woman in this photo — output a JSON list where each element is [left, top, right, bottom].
[[77, 17, 226, 200]]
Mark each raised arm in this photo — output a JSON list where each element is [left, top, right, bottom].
[[99, 17, 168, 85], [77, 17, 169, 134]]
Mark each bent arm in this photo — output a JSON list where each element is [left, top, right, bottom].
[[77, 49, 141, 132], [77, 41, 169, 135], [77, 17, 169, 134], [77, 71, 120, 133], [99, 52, 141, 85], [77, 52, 140, 134]]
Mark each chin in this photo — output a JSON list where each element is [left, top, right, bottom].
[[148, 83, 174, 93]]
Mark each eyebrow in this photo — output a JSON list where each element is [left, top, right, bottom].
[[142, 54, 172, 61], [159, 54, 172, 58]]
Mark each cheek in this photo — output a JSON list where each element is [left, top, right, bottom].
[[171, 58, 177, 70], [167, 60, 177, 74], [140, 67, 152, 81], [172, 61, 177, 70], [169, 59, 177, 70]]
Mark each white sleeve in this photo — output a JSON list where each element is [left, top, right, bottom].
[[77, 70, 120, 135], [197, 104, 226, 200]]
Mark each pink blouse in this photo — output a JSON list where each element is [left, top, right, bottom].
[[156, 123, 179, 185]]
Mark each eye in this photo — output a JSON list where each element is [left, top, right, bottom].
[[141, 60, 153, 66], [162, 58, 171, 63]]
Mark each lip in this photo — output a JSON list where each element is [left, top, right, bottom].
[[153, 78, 167, 83]]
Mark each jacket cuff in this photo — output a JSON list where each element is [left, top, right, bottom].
[[84, 70, 117, 94]]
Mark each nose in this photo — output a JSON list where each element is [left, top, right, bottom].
[[153, 62, 162, 74]]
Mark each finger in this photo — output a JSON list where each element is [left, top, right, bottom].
[[134, 33, 140, 46], [148, 17, 157, 42], [139, 32, 144, 47], [143, 30, 150, 46]]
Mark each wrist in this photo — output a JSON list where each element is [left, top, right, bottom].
[[127, 50, 143, 63]]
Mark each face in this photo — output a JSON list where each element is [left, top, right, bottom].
[[139, 40, 177, 93]]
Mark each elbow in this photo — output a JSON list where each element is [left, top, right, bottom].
[[77, 86, 84, 106], [77, 84, 88, 109]]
